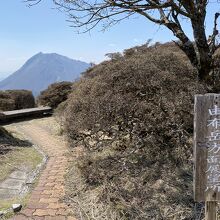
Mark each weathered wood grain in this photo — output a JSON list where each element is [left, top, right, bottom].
[[194, 94, 220, 201], [205, 201, 217, 220]]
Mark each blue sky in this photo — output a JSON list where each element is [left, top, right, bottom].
[[0, 1, 218, 79]]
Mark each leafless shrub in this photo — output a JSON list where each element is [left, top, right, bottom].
[[0, 90, 35, 111], [105, 52, 123, 60], [6, 90, 35, 109], [37, 81, 72, 108], [62, 43, 207, 219], [0, 92, 15, 111]]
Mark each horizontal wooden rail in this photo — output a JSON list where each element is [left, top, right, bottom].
[[0, 106, 52, 123]]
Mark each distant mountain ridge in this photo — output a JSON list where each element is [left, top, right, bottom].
[[0, 52, 90, 96]]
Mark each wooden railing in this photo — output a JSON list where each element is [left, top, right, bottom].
[[0, 106, 52, 123]]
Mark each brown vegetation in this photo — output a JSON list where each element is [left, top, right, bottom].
[[0, 90, 35, 111], [61, 43, 209, 219], [0, 92, 15, 112], [37, 81, 72, 108]]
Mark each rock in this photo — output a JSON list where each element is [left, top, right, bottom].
[[12, 204, 22, 212], [100, 134, 112, 140], [123, 134, 130, 140], [152, 179, 164, 190], [88, 140, 97, 147], [80, 130, 91, 135], [0, 211, 4, 216], [111, 125, 119, 131]]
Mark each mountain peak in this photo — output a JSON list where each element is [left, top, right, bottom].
[[0, 53, 90, 96], [34, 52, 44, 57]]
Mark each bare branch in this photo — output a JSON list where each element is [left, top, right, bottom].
[[25, 0, 220, 81], [208, 12, 220, 54], [23, 0, 42, 6]]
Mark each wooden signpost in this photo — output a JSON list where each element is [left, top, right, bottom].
[[194, 94, 220, 219]]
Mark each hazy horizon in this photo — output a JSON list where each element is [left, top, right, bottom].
[[0, 51, 92, 81], [0, 52, 90, 95]]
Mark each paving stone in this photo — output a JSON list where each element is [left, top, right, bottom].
[[45, 216, 66, 220], [31, 191, 42, 196], [47, 203, 66, 209], [39, 198, 59, 203], [45, 183, 55, 187], [20, 208, 35, 217], [27, 202, 48, 209], [9, 171, 27, 180], [41, 190, 53, 195], [0, 178, 24, 190], [30, 193, 43, 199], [33, 209, 56, 216], [10, 215, 28, 220], [34, 187, 46, 191], [47, 177, 56, 180], [0, 188, 20, 199]]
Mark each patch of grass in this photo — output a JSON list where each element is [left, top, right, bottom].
[[0, 147, 43, 182], [0, 211, 14, 220], [0, 194, 31, 218], [0, 198, 19, 211], [33, 117, 64, 136], [0, 127, 43, 215]]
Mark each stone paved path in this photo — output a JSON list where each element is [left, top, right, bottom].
[[9, 121, 76, 220]]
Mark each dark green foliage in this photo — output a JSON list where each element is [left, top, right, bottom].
[[0, 90, 35, 111], [37, 81, 72, 109], [62, 43, 207, 219]]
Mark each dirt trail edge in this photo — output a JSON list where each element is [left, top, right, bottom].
[[9, 120, 76, 220]]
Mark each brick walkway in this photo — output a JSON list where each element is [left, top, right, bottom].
[[9, 122, 76, 220]]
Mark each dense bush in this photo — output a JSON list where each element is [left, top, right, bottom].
[[0, 90, 35, 111], [6, 90, 35, 110], [61, 43, 207, 219], [0, 92, 15, 111], [37, 81, 72, 108]]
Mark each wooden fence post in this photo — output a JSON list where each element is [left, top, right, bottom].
[[194, 94, 220, 219], [205, 201, 217, 220]]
